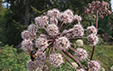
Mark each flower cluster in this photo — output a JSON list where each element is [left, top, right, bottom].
[[49, 53, 63, 67], [74, 48, 88, 60], [20, 8, 103, 71], [88, 61, 101, 71], [47, 24, 59, 36], [35, 51, 46, 61], [35, 36, 48, 50], [27, 60, 43, 71], [35, 16, 48, 28], [76, 39, 84, 47], [84, 1, 111, 19], [55, 37, 70, 50], [21, 39, 33, 53], [87, 34, 99, 46], [86, 26, 97, 35]]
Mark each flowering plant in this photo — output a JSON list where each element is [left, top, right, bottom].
[[21, 1, 111, 71]]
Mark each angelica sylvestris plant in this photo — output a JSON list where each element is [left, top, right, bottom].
[[21, 1, 111, 70]]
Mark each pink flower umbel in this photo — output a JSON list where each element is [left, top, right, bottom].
[[21, 30, 30, 40], [27, 60, 43, 71], [35, 37, 48, 50], [21, 39, 33, 53], [88, 61, 101, 71], [87, 34, 99, 46], [72, 24, 84, 37], [86, 26, 97, 35], [55, 37, 70, 50], [49, 53, 63, 67], [47, 24, 59, 36], [28, 24, 38, 33], [75, 48, 88, 60]]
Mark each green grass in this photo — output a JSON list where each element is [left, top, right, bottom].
[[83, 45, 113, 70]]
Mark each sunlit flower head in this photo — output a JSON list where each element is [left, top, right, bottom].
[[47, 24, 59, 36], [72, 24, 84, 37], [55, 37, 70, 50], [28, 24, 38, 33], [49, 53, 63, 67], [86, 26, 97, 35], [27, 60, 43, 71], [21, 30, 30, 40], [74, 48, 88, 60], [21, 39, 33, 53], [35, 37, 48, 50], [35, 51, 46, 61], [88, 61, 101, 71], [87, 34, 99, 46], [50, 17, 58, 25]]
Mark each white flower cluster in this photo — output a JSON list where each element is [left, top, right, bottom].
[[49, 53, 63, 67], [27, 60, 43, 71], [47, 8, 60, 18], [55, 37, 70, 50], [47, 24, 59, 36], [21, 24, 38, 40], [50, 17, 58, 25], [21, 30, 30, 40], [28, 24, 38, 33], [86, 26, 97, 35], [21, 39, 33, 53], [74, 48, 88, 60], [73, 15, 82, 23], [72, 24, 84, 37], [88, 61, 101, 71], [76, 39, 84, 47], [35, 51, 46, 61], [87, 34, 99, 46], [35, 16, 48, 27], [35, 37, 48, 50]]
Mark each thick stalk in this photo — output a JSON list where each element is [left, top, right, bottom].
[[96, 10, 98, 29], [69, 47, 76, 51], [60, 49, 77, 70], [90, 46, 95, 60], [62, 49, 84, 69]]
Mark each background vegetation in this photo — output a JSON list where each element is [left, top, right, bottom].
[[0, 0, 113, 71]]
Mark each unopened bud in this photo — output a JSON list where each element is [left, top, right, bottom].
[[93, 15, 96, 18]]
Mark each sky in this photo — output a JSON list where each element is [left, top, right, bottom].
[[111, 0, 113, 11], [1, 0, 113, 11]]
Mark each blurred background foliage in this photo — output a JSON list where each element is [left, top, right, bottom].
[[0, 0, 113, 71]]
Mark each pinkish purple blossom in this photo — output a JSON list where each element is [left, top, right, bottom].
[[21, 39, 33, 53], [49, 53, 63, 67], [86, 26, 97, 35], [21, 30, 30, 40], [72, 24, 84, 37], [55, 37, 70, 50], [28, 24, 38, 33], [87, 34, 99, 46], [47, 24, 59, 36], [75, 48, 88, 60], [35, 37, 48, 50], [88, 61, 101, 71]]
